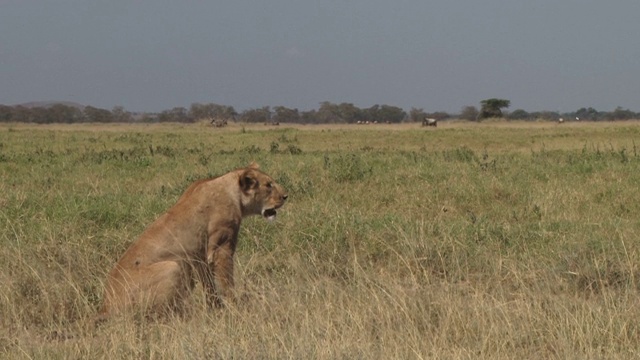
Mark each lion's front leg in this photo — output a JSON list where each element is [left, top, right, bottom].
[[210, 243, 235, 307], [198, 259, 220, 308]]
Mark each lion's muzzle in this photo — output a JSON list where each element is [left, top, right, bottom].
[[262, 194, 287, 222]]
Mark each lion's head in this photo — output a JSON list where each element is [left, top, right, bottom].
[[239, 163, 288, 220]]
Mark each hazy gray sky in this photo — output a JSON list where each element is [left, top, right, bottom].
[[1, 1, 639, 113]]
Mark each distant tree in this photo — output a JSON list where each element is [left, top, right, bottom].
[[381, 105, 406, 123], [0, 105, 12, 122], [363, 104, 380, 123], [366, 104, 406, 123], [158, 107, 190, 123], [9, 106, 31, 122], [508, 109, 531, 120], [460, 105, 479, 121], [532, 111, 560, 121], [409, 108, 428, 123], [479, 98, 510, 119], [30, 107, 51, 123], [84, 106, 114, 123], [337, 103, 365, 123], [188, 103, 236, 122], [300, 110, 318, 124], [157, 110, 171, 122], [47, 104, 83, 123], [610, 106, 635, 120], [189, 103, 210, 120], [215, 105, 237, 121], [239, 106, 271, 123], [111, 106, 133, 123], [575, 107, 600, 121], [272, 106, 300, 123], [315, 102, 341, 123], [139, 113, 158, 123]]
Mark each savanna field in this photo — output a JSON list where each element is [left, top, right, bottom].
[[2, 120, 640, 359]]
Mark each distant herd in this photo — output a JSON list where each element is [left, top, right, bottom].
[[206, 117, 573, 128], [205, 117, 446, 128]]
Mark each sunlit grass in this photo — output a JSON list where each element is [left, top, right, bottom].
[[1, 120, 640, 358]]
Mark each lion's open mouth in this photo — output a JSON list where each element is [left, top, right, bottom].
[[262, 208, 277, 221]]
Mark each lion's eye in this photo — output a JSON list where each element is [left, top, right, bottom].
[[266, 182, 273, 189]]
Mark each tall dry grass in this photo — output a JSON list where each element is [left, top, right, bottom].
[[1, 121, 640, 358]]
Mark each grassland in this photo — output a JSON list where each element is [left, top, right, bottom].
[[1, 120, 640, 359]]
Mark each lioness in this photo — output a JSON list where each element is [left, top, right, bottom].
[[98, 162, 287, 319]]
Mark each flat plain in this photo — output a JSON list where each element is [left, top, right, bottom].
[[2, 120, 640, 359]]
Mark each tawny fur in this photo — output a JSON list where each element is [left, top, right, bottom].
[[97, 163, 287, 319]]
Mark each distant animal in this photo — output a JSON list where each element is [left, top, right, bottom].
[[211, 118, 228, 127], [558, 118, 564, 124], [422, 118, 437, 127], [97, 163, 288, 320]]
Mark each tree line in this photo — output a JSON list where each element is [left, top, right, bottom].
[[0, 100, 638, 124]]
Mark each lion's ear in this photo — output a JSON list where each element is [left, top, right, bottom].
[[239, 172, 258, 192], [247, 162, 260, 169]]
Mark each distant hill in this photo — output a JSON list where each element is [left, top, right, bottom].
[[17, 101, 86, 110]]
